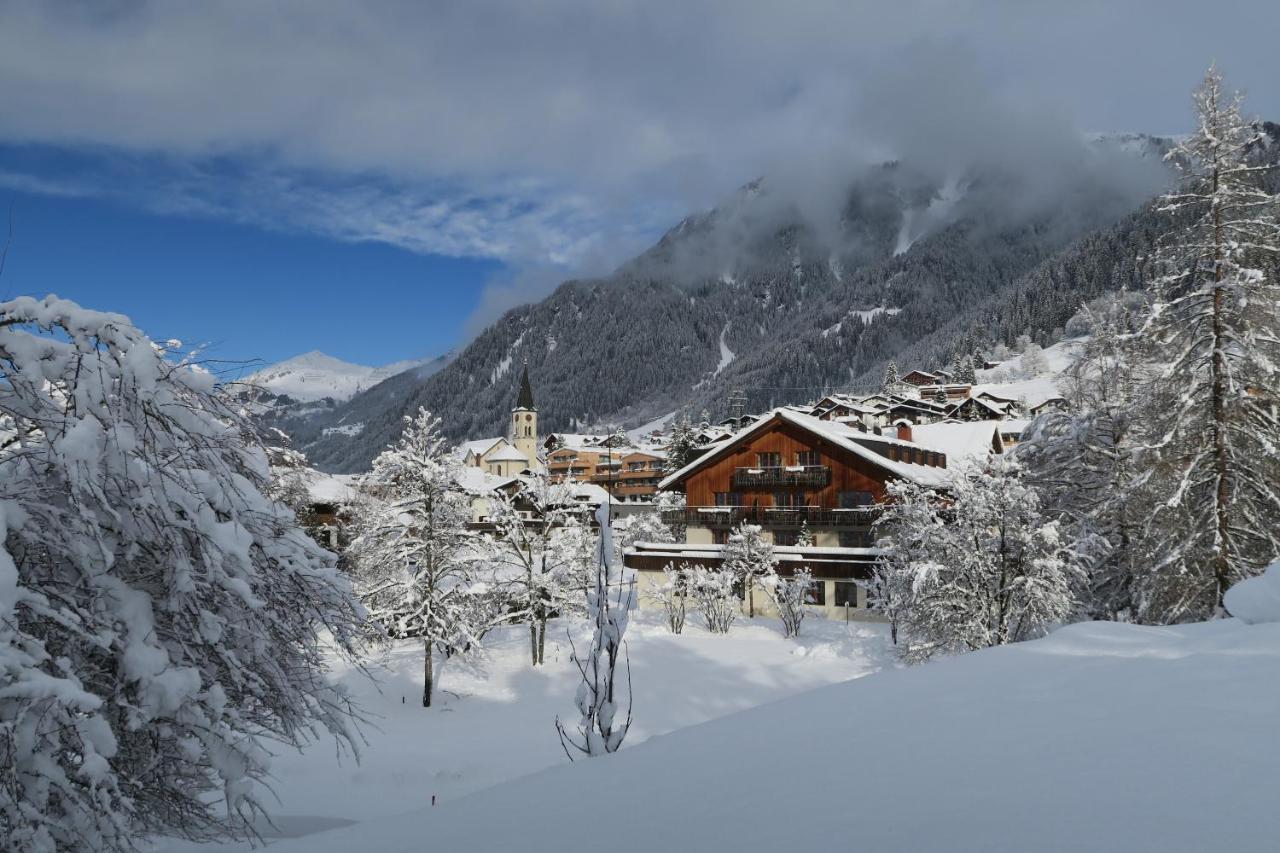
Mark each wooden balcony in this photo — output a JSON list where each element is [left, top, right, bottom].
[[662, 505, 879, 528], [731, 465, 831, 488]]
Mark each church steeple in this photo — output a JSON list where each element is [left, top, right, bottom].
[[516, 359, 535, 411], [511, 358, 541, 470]]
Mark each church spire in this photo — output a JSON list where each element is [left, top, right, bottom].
[[516, 358, 535, 410]]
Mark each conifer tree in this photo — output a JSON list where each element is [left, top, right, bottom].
[[1137, 66, 1280, 619], [881, 360, 900, 392]]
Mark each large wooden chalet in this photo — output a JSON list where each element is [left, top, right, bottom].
[[625, 408, 950, 621]]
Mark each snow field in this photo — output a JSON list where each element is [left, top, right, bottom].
[[150, 612, 891, 851]]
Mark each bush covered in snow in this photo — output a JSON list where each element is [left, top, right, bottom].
[[0, 296, 367, 852]]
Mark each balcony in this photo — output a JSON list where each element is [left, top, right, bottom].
[[732, 465, 831, 488], [662, 505, 879, 528]]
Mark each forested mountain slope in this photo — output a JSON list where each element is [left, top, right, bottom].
[[290, 134, 1194, 473]]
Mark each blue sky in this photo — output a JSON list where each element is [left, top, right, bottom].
[[0, 182, 501, 367], [2, 2, 1278, 369]]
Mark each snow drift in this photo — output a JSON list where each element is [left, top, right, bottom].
[[1225, 560, 1280, 625]]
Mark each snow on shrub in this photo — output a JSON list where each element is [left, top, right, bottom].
[[0, 296, 367, 852]]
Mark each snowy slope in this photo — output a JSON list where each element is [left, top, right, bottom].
[[244, 351, 434, 403], [260, 614, 1280, 853]]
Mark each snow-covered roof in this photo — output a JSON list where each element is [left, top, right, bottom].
[[659, 408, 951, 490], [909, 421, 1004, 463], [456, 437, 505, 460], [454, 467, 518, 495], [485, 444, 530, 463], [306, 473, 359, 504]]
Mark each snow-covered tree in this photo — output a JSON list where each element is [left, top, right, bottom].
[[953, 353, 977, 385], [688, 565, 739, 633], [0, 296, 366, 852], [1134, 66, 1280, 620], [548, 512, 600, 610], [654, 562, 690, 634], [764, 569, 814, 638], [611, 510, 676, 565], [795, 519, 814, 547], [663, 415, 701, 474], [1018, 293, 1152, 620], [721, 522, 776, 617], [557, 504, 633, 758], [348, 408, 482, 708], [1020, 342, 1049, 376], [875, 459, 1079, 663], [654, 489, 687, 540], [487, 471, 584, 665], [881, 361, 900, 393]]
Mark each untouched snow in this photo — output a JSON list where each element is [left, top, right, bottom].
[[244, 351, 433, 403], [1225, 560, 1280, 624], [151, 614, 889, 851], [713, 323, 735, 376], [258, 616, 1280, 853]]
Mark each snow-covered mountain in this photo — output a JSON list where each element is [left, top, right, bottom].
[[245, 351, 440, 403]]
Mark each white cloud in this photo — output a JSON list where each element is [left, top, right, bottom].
[[0, 0, 1276, 327]]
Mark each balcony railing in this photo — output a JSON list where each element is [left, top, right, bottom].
[[732, 465, 831, 488], [661, 505, 878, 528]]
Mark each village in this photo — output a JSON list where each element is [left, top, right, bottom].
[[290, 343, 1072, 630]]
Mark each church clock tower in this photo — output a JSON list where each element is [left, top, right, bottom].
[[511, 359, 540, 470]]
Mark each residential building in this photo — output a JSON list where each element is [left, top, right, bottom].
[[624, 408, 952, 621]]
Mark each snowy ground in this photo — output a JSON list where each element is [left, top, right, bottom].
[[149, 613, 891, 852], [247, 612, 1280, 853]]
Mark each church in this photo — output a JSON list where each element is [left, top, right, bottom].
[[458, 361, 543, 476]]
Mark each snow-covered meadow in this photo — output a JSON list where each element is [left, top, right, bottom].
[[150, 613, 892, 852], [228, 592, 1280, 853]]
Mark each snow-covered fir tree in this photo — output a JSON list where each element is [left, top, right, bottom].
[[348, 408, 482, 708], [795, 519, 814, 547], [1018, 293, 1152, 620], [0, 296, 366, 852], [881, 360, 900, 393], [556, 504, 633, 758], [874, 459, 1079, 663], [1134, 66, 1280, 620], [953, 352, 977, 385], [663, 415, 701, 474], [721, 522, 776, 617]]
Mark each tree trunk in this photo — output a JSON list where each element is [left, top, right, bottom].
[[1210, 161, 1232, 613], [529, 622, 539, 667], [537, 617, 547, 665], [423, 638, 434, 708]]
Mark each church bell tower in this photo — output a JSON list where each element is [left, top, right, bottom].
[[511, 359, 540, 470]]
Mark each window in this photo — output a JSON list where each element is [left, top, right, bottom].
[[839, 529, 873, 548], [774, 491, 807, 508], [804, 580, 827, 606], [714, 492, 742, 506], [756, 452, 781, 468], [712, 528, 729, 545], [834, 581, 860, 608], [774, 530, 799, 546], [796, 449, 821, 467], [838, 490, 875, 508]]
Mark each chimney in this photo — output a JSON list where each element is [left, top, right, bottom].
[[895, 420, 913, 443]]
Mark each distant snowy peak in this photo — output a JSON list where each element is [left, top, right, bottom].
[[246, 350, 444, 403]]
